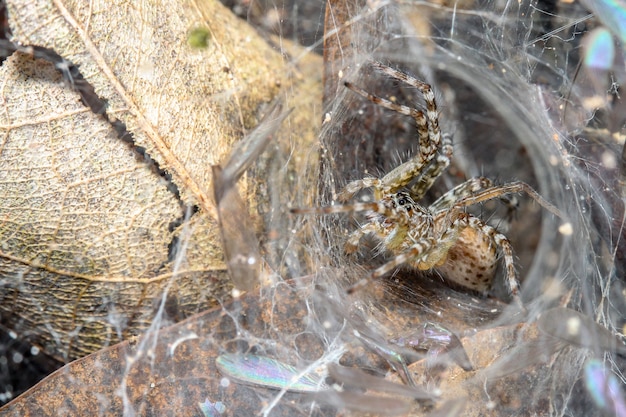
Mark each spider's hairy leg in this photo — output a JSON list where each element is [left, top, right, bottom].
[[347, 237, 438, 294], [366, 62, 456, 200], [343, 62, 446, 196], [291, 201, 383, 215], [408, 133, 454, 200], [345, 222, 380, 254], [455, 181, 564, 219], [338, 177, 384, 201], [342, 80, 433, 199], [430, 176, 494, 212], [370, 61, 443, 155], [343, 80, 433, 171], [493, 230, 520, 299], [290, 200, 410, 224]]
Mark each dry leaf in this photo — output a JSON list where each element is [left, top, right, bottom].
[[0, 280, 326, 416], [0, 277, 508, 416], [0, 0, 320, 362]]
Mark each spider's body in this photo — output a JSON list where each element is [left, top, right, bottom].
[[358, 191, 498, 293], [292, 62, 560, 301]]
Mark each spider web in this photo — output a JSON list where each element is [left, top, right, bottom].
[[1, 0, 626, 416], [276, 0, 626, 415]]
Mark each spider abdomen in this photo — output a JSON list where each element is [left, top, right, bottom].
[[435, 225, 497, 293]]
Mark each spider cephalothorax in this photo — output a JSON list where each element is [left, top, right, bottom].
[[292, 61, 561, 304]]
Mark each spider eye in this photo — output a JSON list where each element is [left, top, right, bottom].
[[397, 194, 411, 205]]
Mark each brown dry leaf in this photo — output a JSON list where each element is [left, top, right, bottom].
[[0, 278, 329, 416], [0, 0, 320, 362], [0, 275, 503, 416]]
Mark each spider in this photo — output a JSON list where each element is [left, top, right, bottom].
[[292, 61, 562, 304]]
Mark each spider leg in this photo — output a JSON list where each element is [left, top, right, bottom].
[[290, 198, 416, 235], [343, 80, 432, 199], [370, 62, 452, 196], [430, 177, 494, 212], [291, 200, 397, 217], [347, 237, 438, 294], [344, 81, 432, 161], [493, 228, 519, 299], [292, 197, 421, 264], [370, 61, 442, 153], [345, 222, 380, 253], [453, 181, 564, 218], [467, 215, 525, 310], [342, 62, 450, 198], [409, 133, 455, 200], [338, 177, 383, 201]]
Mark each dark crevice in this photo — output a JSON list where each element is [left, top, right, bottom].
[[166, 204, 200, 263], [0, 322, 63, 406], [0, 0, 9, 66]]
